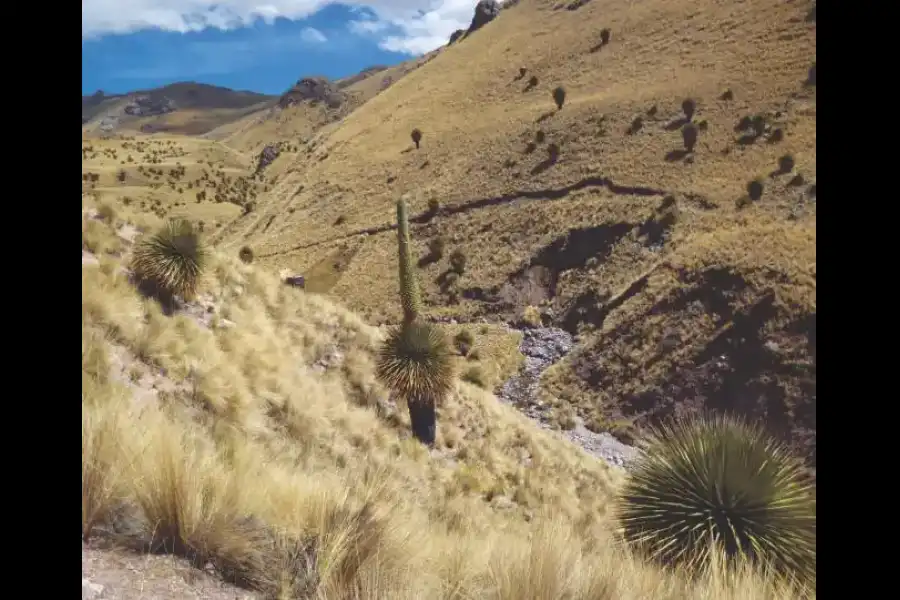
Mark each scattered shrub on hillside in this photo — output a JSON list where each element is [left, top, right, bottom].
[[778, 154, 795, 174], [453, 329, 475, 356], [547, 142, 561, 161], [627, 116, 644, 135], [747, 179, 764, 201], [750, 115, 766, 137], [681, 98, 696, 120], [96, 203, 117, 223], [682, 123, 699, 152], [518, 66, 527, 79], [535, 130, 546, 143], [131, 219, 207, 301], [411, 128, 423, 150], [528, 75, 539, 88], [449, 249, 467, 274], [788, 173, 805, 187], [768, 128, 784, 143], [427, 198, 440, 218], [238, 246, 254, 264], [616, 415, 816, 586], [720, 88, 734, 101], [552, 86, 567, 110], [427, 237, 446, 261], [461, 366, 487, 389], [600, 28, 611, 45], [524, 141, 537, 154]]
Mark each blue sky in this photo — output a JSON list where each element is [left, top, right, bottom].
[[82, 1, 476, 96]]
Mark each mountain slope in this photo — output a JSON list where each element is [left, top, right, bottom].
[[82, 82, 277, 136], [217, 0, 816, 462]]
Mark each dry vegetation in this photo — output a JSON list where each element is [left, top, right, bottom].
[[82, 203, 809, 598], [83, 0, 816, 596]]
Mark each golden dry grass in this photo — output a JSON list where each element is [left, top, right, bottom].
[[82, 208, 811, 598], [188, 0, 816, 458], [83, 0, 815, 593]]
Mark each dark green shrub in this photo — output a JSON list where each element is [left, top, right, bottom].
[[453, 330, 475, 356], [449, 249, 467, 274], [552, 86, 566, 110]]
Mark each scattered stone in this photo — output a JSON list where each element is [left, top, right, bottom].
[[496, 326, 640, 470], [256, 144, 281, 173], [284, 275, 306, 288]]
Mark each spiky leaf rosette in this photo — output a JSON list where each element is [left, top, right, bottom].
[[131, 219, 207, 300], [615, 415, 816, 586], [396, 200, 423, 324], [375, 321, 454, 404]]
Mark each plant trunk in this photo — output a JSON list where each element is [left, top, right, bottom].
[[407, 397, 436, 446]]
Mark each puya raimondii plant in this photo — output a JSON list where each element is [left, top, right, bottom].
[[375, 199, 454, 446]]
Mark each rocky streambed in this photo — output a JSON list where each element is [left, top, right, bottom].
[[496, 327, 640, 470]]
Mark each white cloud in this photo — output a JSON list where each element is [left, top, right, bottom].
[[300, 26, 327, 43], [82, 1, 480, 56]]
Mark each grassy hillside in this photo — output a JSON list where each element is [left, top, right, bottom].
[[82, 0, 816, 595], [206, 52, 441, 154], [212, 0, 816, 462], [82, 198, 809, 598]]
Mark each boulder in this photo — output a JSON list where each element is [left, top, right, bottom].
[[466, 0, 502, 35]]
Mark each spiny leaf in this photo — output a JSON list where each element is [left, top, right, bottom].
[[131, 219, 207, 300], [375, 321, 454, 403], [615, 415, 816, 588]]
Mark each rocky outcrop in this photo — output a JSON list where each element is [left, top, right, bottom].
[[466, 0, 502, 35], [278, 77, 344, 109], [448, 29, 466, 45], [256, 144, 280, 173], [123, 95, 176, 117]]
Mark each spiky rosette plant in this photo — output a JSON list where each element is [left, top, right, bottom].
[[616, 415, 816, 587], [376, 321, 454, 406], [375, 199, 455, 445], [131, 218, 207, 300], [396, 199, 423, 324], [376, 321, 454, 446]]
